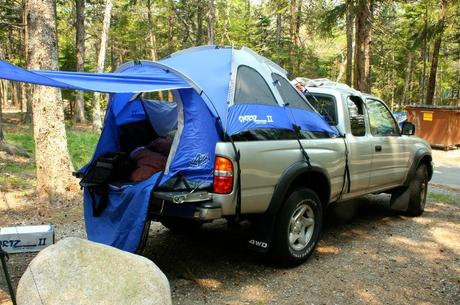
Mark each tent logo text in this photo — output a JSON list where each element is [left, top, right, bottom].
[[190, 153, 210, 168], [238, 115, 274, 124]]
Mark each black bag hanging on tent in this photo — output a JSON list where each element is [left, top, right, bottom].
[[79, 152, 134, 217]]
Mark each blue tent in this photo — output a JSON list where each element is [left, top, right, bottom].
[[0, 46, 338, 252]]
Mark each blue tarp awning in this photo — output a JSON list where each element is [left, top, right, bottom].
[[0, 59, 192, 93]]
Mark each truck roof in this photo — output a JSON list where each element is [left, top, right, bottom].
[[292, 77, 382, 102]]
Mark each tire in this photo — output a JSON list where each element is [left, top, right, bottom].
[[406, 164, 428, 216], [160, 217, 203, 233], [271, 187, 323, 266]]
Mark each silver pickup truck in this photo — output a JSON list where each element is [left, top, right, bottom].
[[150, 81, 432, 266]]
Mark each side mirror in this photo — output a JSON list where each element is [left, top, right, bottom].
[[401, 121, 415, 136]]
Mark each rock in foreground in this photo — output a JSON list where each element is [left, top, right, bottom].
[[17, 237, 171, 305]]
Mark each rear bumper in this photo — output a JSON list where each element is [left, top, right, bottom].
[[149, 191, 223, 221]]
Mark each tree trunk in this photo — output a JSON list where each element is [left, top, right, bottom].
[[353, 0, 373, 93], [92, 0, 113, 131], [0, 38, 7, 111], [0, 80, 7, 114], [168, 7, 174, 53], [27, 0, 76, 202], [22, 0, 32, 123], [196, 5, 203, 45], [275, 13, 282, 48], [390, 52, 396, 110], [207, 0, 215, 45], [345, 0, 354, 86], [17, 83, 22, 111], [147, 0, 158, 61], [402, 52, 414, 105], [11, 82, 19, 108], [367, 2, 374, 92], [0, 46, 4, 143], [289, 0, 300, 74], [425, 38, 442, 105], [146, 0, 163, 100], [0, 82, 3, 143], [24, 86, 32, 122], [20, 83, 26, 112], [245, 0, 251, 44], [294, 0, 302, 48], [420, 3, 428, 103], [74, 0, 86, 123], [110, 37, 116, 72], [293, 0, 302, 73], [221, 0, 231, 45], [336, 51, 346, 83], [426, 0, 448, 105]]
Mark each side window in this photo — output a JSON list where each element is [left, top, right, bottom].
[[234, 66, 278, 105], [272, 73, 314, 111], [305, 94, 338, 125], [347, 96, 366, 137], [367, 99, 399, 136]]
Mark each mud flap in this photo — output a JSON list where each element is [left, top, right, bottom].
[[390, 187, 410, 212], [247, 215, 276, 253]]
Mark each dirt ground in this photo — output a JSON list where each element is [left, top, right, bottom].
[[1, 151, 459, 305]]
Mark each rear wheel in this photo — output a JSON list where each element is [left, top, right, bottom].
[[271, 187, 323, 266], [406, 164, 428, 216], [160, 217, 203, 233]]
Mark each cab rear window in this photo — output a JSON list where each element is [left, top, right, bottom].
[[305, 93, 338, 125]]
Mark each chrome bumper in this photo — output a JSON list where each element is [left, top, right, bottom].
[[151, 191, 222, 221]]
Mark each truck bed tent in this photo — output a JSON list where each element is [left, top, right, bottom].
[[0, 46, 338, 252]]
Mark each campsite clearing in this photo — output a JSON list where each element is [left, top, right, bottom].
[[1, 188, 459, 305]]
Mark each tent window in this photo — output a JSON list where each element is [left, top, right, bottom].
[[272, 73, 313, 111], [234, 65, 278, 105]]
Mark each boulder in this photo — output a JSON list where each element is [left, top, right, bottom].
[[16, 237, 171, 305]]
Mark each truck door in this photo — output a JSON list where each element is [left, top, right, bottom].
[[366, 98, 410, 189], [345, 96, 373, 194]]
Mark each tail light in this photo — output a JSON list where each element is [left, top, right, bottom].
[[213, 156, 234, 194]]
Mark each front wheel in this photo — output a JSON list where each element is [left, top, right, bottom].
[[271, 187, 323, 266], [406, 164, 428, 216]]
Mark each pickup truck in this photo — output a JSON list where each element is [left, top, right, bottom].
[[149, 80, 433, 266]]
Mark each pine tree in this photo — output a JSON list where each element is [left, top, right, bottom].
[[27, 0, 76, 202]]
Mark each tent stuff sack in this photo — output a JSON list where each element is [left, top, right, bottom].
[[0, 46, 339, 253]]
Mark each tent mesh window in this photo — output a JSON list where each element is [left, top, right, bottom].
[[272, 73, 313, 111], [234, 65, 278, 105]]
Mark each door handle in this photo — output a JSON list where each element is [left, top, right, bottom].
[[375, 145, 382, 152]]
